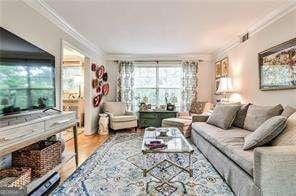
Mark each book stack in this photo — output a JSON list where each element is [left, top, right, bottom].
[[145, 140, 167, 149]]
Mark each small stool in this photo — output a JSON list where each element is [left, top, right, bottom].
[[161, 118, 192, 137]]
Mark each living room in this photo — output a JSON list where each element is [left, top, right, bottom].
[[0, 0, 295, 195]]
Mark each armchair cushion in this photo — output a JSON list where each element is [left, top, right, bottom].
[[111, 115, 137, 122], [104, 102, 126, 116]]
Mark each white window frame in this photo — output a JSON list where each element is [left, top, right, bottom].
[[134, 62, 181, 107]]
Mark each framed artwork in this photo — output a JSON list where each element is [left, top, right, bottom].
[[215, 61, 222, 78], [258, 38, 296, 90], [221, 57, 229, 77]]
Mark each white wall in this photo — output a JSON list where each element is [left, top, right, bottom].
[[0, 1, 105, 134], [214, 10, 296, 107], [103, 61, 119, 102]]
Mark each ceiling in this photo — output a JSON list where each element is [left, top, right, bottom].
[[45, 0, 289, 55]]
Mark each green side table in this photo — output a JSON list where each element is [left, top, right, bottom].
[[138, 111, 177, 128]]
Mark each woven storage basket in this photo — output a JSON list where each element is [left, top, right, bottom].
[[0, 167, 31, 188], [12, 141, 62, 178]]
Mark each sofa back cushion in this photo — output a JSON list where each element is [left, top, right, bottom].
[[206, 104, 241, 129], [233, 103, 251, 128], [272, 112, 296, 146], [244, 104, 283, 131], [104, 102, 126, 116], [243, 116, 287, 150]]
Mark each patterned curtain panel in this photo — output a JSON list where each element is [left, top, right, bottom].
[[116, 61, 135, 111], [181, 61, 198, 111]]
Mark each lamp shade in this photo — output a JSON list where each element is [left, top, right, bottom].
[[217, 77, 233, 94]]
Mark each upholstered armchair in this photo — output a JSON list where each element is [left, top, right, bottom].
[[162, 101, 213, 137], [103, 102, 137, 131]]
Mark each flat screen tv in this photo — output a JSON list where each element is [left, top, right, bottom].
[[0, 27, 55, 115]]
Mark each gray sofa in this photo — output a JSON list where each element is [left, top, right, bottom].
[[190, 114, 296, 196]]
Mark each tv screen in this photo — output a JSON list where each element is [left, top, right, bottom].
[[0, 27, 55, 115]]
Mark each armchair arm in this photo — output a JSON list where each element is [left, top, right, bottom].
[[192, 114, 209, 122], [254, 146, 296, 195]]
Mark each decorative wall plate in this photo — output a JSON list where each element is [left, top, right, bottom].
[[96, 65, 105, 78], [102, 83, 109, 95], [93, 94, 102, 107], [96, 68, 105, 79], [102, 72, 108, 82], [96, 86, 102, 94], [92, 79, 99, 88], [91, 63, 97, 71]]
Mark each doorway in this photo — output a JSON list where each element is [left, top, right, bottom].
[[61, 43, 86, 141]]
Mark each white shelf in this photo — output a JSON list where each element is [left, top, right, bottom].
[[26, 152, 75, 193]]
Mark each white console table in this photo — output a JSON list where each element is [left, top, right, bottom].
[[0, 110, 78, 193]]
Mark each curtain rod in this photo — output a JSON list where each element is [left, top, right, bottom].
[[114, 59, 202, 63]]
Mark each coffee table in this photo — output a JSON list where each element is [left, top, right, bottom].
[[141, 127, 194, 194]]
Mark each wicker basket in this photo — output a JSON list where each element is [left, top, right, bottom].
[[12, 141, 62, 178], [0, 167, 31, 188]]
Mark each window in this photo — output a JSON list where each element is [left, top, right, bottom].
[[0, 61, 55, 113], [62, 66, 84, 93], [134, 63, 182, 110]]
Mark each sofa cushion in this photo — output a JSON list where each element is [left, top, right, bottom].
[[281, 106, 296, 118], [272, 112, 296, 146], [244, 104, 283, 131], [111, 115, 137, 122], [104, 102, 126, 116], [207, 105, 241, 129], [243, 116, 287, 150], [192, 122, 254, 176], [233, 103, 251, 128]]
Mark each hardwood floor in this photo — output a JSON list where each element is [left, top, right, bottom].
[[59, 133, 109, 181]]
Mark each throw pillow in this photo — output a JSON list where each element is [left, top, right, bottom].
[[271, 112, 296, 146], [206, 104, 241, 129], [243, 116, 287, 150], [281, 106, 296, 118], [233, 103, 251, 128], [244, 104, 283, 131]]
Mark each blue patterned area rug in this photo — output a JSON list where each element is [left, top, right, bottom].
[[53, 132, 234, 196]]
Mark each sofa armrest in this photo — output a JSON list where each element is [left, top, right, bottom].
[[254, 146, 296, 195], [192, 114, 209, 122]]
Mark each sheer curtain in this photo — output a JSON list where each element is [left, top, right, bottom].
[[180, 61, 198, 111], [116, 61, 135, 111]]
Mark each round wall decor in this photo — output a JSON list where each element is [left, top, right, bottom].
[[96, 67, 105, 78], [102, 72, 108, 82], [91, 63, 97, 71], [92, 63, 109, 108], [102, 83, 109, 95], [96, 86, 102, 94], [93, 94, 102, 107], [92, 79, 99, 88]]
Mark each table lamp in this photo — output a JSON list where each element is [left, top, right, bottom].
[[216, 76, 233, 103]]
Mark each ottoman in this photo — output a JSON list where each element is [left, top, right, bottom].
[[161, 118, 192, 137]]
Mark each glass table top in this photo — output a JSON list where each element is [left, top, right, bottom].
[[142, 127, 194, 153]]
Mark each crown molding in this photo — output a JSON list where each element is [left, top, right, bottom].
[[23, 0, 105, 57], [214, 1, 296, 58], [105, 53, 213, 62]]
